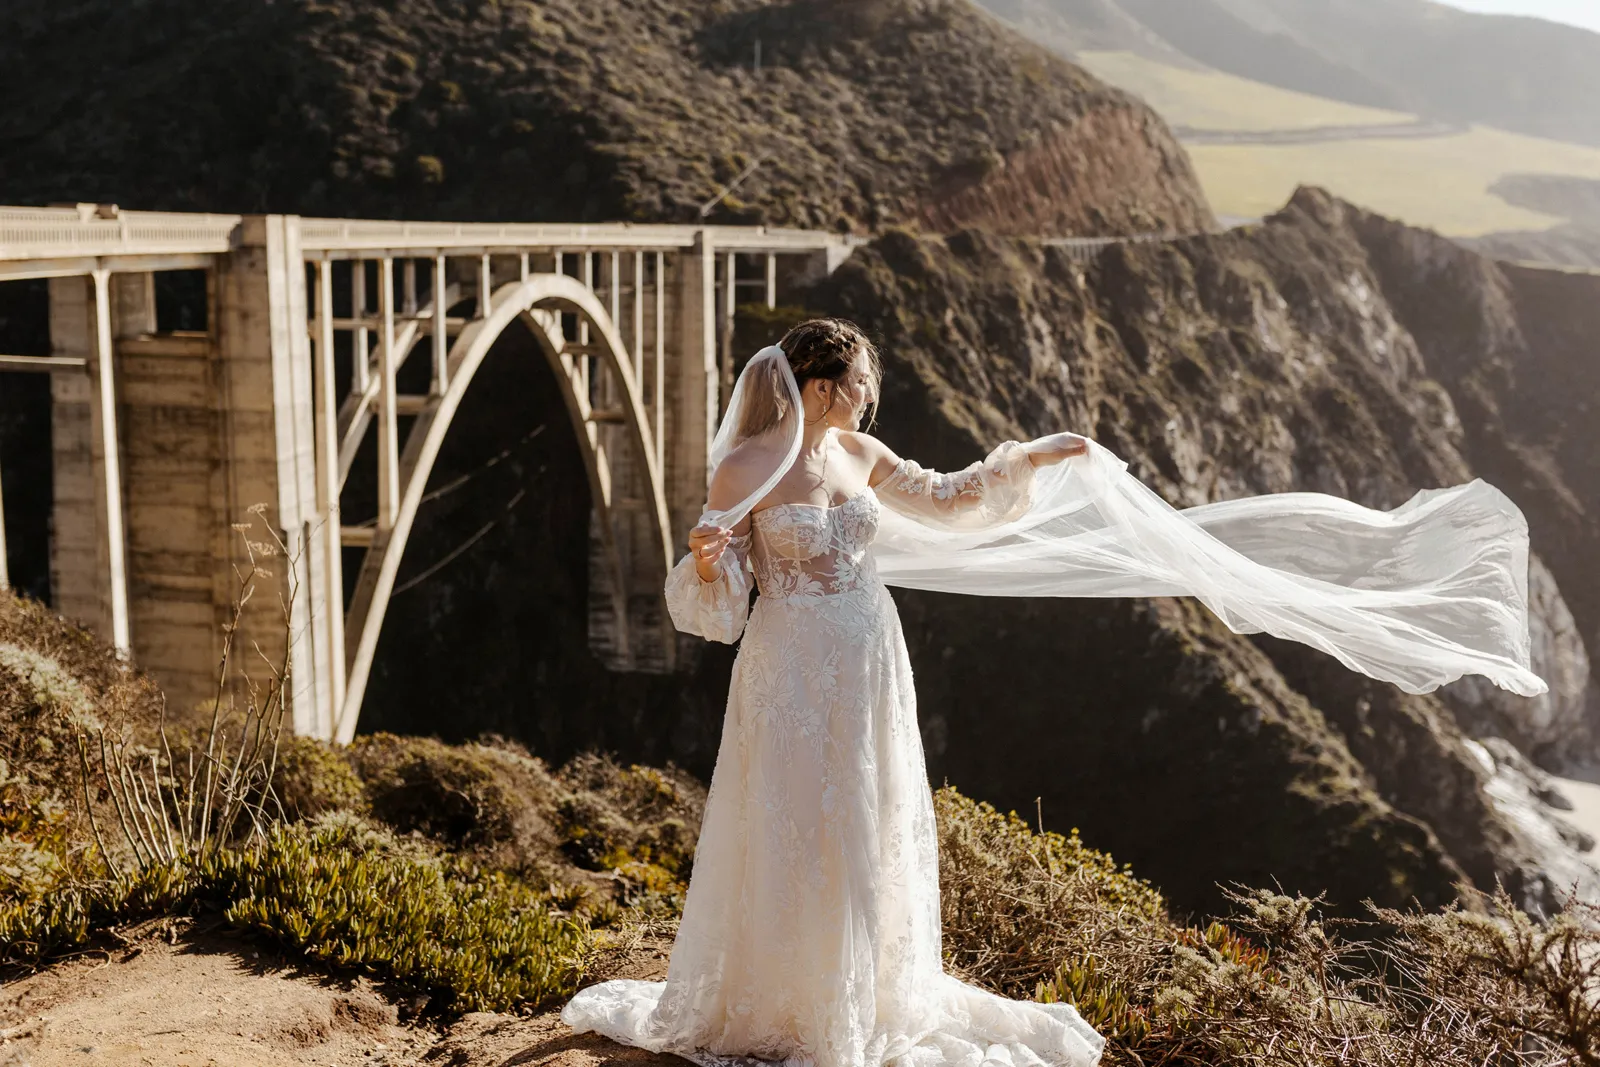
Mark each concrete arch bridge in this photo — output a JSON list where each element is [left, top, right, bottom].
[[0, 205, 852, 742]]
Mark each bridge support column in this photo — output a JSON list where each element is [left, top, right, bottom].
[[47, 274, 131, 651], [103, 271, 228, 713], [217, 216, 337, 737], [665, 235, 719, 555]]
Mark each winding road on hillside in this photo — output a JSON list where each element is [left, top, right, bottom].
[[1176, 119, 1468, 146]]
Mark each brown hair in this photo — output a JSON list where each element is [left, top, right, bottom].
[[733, 318, 882, 442]]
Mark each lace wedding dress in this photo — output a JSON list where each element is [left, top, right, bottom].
[[561, 440, 1107, 1067]]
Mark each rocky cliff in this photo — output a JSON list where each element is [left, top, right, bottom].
[[799, 187, 1600, 916], [360, 186, 1600, 921]]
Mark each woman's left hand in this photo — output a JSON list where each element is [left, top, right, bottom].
[[1024, 432, 1090, 467]]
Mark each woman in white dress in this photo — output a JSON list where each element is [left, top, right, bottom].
[[562, 319, 1105, 1067], [562, 318, 1546, 1067]]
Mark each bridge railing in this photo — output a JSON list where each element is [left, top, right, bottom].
[[0, 205, 241, 265]]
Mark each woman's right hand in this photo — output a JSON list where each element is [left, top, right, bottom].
[[689, 524, 733, 582]]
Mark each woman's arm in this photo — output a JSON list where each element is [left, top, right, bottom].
[[844, 431, 1088, 530], [666, 454, 763, 643], [687, 451, 762, 582]]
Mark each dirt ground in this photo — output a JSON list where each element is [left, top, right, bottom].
[[0, 920, 678, 1067]]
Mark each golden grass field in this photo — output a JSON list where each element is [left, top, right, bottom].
[[1076, 51, 1417, 132], [1077, 51, 1600, 236]]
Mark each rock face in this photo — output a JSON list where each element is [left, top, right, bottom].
[[800, 188, 1600, 917], [0, 0, 1211, 236]]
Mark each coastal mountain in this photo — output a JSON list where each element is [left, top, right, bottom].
[[979, 0, 1600, 149], [0, 0, 1211, 236], [2, 0, 1598, 920]]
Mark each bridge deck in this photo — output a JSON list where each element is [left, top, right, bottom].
[[0, 205, 857, 276]]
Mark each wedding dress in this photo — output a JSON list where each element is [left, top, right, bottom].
[[562, 439, 1108, 1067], [562, 346, 1545, 1067]]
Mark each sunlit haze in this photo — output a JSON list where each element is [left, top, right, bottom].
[[1436, 0, 1600, 34]]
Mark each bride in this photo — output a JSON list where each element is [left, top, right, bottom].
[[562, 318, 1546, 1067]]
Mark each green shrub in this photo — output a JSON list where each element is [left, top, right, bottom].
[[934, 785, 1164, 995], [202, 814, 589, 1013], [271, 735, 367, 822], [2, 811, 592, 1013], [350, 733, 544, 850], [0, 861, 190, 964], [553, 754, 704, 912]]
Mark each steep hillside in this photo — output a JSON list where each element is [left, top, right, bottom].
[[371, 188, 1600, 920], [978, 0, 1600, 150], [975, 0, 1600, 269], [973, 0, 1199, 65], [798, 188, 1600, 916], [0, 0, 1212, 236]]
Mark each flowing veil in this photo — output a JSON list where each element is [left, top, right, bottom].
[[699, 346, 1547, 698]]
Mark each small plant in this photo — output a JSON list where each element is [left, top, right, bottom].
[[76, 518, 295, 874], [1036, 955, 1152, 1043], [204, 814, 589, 1013]]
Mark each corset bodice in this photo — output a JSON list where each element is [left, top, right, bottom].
[[748, 490, 881, 600]]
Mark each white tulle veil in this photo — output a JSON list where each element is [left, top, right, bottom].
[[702, 345, 1547, 698]]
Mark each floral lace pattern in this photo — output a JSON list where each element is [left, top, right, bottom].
[[750, 492, 881, 601], [876, 442, 1036, 531], [567, 449, 1103, 1067]]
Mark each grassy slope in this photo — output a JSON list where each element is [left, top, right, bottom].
[[1073, 50, 1600, 236], [1187, 128, 1600, 236], [9, 589, 1600, 1067], [1076, 50, 1414, 131], [1218, 0, 1600, 149]]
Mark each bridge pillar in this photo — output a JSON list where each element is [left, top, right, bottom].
[[215, 216, 336, 735], [47, 274, 133, 652], [45, 234, 333, 727], [665, 236, 718, 552]]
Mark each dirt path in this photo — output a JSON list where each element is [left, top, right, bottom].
[[2, 922, 678, 1067]]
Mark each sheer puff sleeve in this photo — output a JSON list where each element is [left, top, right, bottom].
[[664, 532, 754, 644], [875, 441, 1036, 531]]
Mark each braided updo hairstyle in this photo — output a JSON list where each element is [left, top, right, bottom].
[[733, 318, 881, 442], [780, 318, 882, 402]]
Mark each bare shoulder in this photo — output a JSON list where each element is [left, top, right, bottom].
[[836, 431, 903, 483], [706, 441, 773, 512], [836, 431, 899, 464]]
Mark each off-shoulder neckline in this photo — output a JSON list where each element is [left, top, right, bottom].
[[751, 487, 876, 521]]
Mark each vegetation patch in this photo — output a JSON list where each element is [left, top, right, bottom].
[[271, 734, 368, 823], [206, 814, 588, 1013], [936, 782, 1600, 1065], [5, 587, 1600, 1060]]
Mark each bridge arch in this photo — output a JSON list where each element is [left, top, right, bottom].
[[335, 273, 672, 743]]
